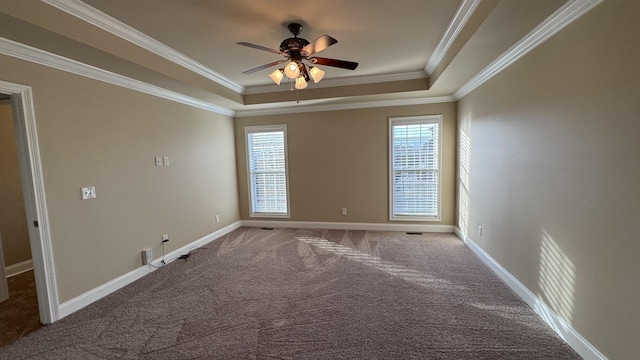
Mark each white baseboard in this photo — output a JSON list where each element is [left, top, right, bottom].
[[58, 221, 606, 357], [57, 262, 150, 319], [454, 227, 607, 360], [5, 259, 34, 278], [148, 221, 242, 267], [57, 221, 242, 320], [241, 220, 455, 233]]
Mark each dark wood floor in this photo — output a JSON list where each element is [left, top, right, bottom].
[[0, 270, 43, 348]]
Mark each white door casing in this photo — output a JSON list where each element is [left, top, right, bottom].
[[1, 80, 59, 323], [0, 227, 8, 303]]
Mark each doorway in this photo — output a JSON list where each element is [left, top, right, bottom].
[[0, 95, 44, 345], [1, 94, 32, 295], [0, 80, 58, 325]]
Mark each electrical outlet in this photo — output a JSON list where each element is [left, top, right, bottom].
[[341, 208, 347, 216], [163, 156, 170, 166], [215, 214, 220, 223], [155, 156, 163, 167], [141, 248, 152, 265], [477, 225, 483, 237], [162, 234, 169, 243]]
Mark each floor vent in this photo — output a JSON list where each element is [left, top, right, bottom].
[[406, 232, 423, 235], [261, 227, 274, 230]]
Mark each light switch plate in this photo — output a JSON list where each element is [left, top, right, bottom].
[[155, 156, 163, 167], [81, 186, 96, 200], [163, 156, 170, 166]]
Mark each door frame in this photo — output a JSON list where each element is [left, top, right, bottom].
[[1, 80, 59, 323], [0, 227, 8, 302]]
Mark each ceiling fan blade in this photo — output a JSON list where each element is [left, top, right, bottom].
[[242, 60, 286, 74], [237, 42, 285, 56], [301, 35, 337, 56], [310, 57, 359, 70]]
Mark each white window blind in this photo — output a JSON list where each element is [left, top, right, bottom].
[[246, 125, 289, 217], [389, 116, 441, 221]]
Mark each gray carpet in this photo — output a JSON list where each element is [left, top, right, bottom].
[[0, 228, 580, 359]]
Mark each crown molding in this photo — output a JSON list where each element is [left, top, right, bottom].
[[0, 36, 452, 118], [42, 0, 244, 94], [425, 0, 482, 75], [3, 0, 603, 118], [454, 0, 603, 100], [0, 37, 235, 117], [243, 70, 428, 95], [235, 95, 455, 118]]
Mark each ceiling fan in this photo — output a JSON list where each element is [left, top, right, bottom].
[[237, 23, 358, 89]]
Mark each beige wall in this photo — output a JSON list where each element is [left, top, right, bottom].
[[457, 0, 640, 359], [235, 103, 456, 225], [0, 102, 32, 267], [0, 55, 240, 302]]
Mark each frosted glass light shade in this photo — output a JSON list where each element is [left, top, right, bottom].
[[309, 66, 325, 83], [284, 61, 300, 79], [269, 69, 284, 85], [295, 76, 308, 89]]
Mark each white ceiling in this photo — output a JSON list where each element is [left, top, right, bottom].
[[82, 0, 461, 87], [0, 0, 601, 114]]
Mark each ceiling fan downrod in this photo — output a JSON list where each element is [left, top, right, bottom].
[[287, 23, 303, 37]]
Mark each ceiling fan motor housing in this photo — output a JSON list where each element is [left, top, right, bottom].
[[281, 23, 309, 57], [280, 38, 310, 56]]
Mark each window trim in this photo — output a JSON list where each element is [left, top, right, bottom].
[[245, 124, 291, 218], [388, 115, 442, 222]]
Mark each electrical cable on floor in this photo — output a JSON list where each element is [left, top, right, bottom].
[[177, 245, 209, 261], [189, 245, 207, 254], [146, 239, 174, 269], [148, 255, 175, 269], [147, 244, 209, 267]]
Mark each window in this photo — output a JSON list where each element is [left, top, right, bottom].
[[389, 115, 441, 221], [245, 125, 290, 217]]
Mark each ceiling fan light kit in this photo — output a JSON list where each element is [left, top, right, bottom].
[[309, 66, 325, 83], [284, 61, 300, 79], [295, 76, 308, 90], [268, 69, 284, 85], [238, 22, 358, 91]]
